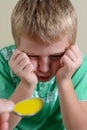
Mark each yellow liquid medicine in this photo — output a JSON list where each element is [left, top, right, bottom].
[[13, 98, 43, 116]]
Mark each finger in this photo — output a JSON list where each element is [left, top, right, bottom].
[[9, 49, 21, 61], [9, 51, 31, 72], [14, 58, 32, 74], [60, 54, 81, 71], [9, 50, 22, 67], [0, 113, 9, 122], [0, 121, 8, 130], [69, 44, 82, 57], [9, 49, 21, 68], [0, 113, 9, 130], [13, 52, 29, 65], [70, 45, 82, 64], [60, 55, 74, 68], [0, 99, 14, 114], [65, 49, 77, 62]]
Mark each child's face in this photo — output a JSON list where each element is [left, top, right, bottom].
[[18, 36, 69, 82]]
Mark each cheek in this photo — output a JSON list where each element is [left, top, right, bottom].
[[51, 61, 61, 74], [30, 60, 38, 71]]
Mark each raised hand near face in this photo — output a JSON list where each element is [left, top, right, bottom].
[[9, 49, 38, 88], [56, 44, 82, 84]]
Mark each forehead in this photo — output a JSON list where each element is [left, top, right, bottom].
[[18, 36, 69, 55]]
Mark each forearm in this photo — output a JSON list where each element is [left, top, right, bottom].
[[58, 79, 87, 130], [8, 81, 35, 130]]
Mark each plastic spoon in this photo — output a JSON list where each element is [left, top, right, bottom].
[[13, 98, 43, 117]]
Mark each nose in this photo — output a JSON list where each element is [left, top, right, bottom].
[[38, 57, 50, 73]]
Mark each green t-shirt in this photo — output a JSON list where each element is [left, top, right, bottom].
[[0, 45, 87, 130]]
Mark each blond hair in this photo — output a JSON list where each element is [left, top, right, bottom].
[[11, 0, 77, 44]]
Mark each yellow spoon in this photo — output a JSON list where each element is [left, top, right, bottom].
[[13, 98, 43, 117]]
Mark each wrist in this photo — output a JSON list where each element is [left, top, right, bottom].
[[21, 75, 38, 88], [19, 81, 35, 93], [10, 81, 36, 103], [56, 78, 72, 88]]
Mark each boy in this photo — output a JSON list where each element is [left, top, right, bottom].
[[0, 0, 87, 129]]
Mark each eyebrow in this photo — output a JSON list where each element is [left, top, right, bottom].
[[50, 51, 65, 56], [22, 50, 66, 57]]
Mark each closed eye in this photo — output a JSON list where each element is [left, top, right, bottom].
[[28, 55, 39, 59], [50, 56, 61, 60], [50, 53, 64, 61]]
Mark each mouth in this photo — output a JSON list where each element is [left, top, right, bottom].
[[37, 76, 51, 82]]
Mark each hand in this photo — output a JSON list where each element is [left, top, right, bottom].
[[0, 99, 14, 130], [9, 49, 38, 88], [56, 45, 82, 84]]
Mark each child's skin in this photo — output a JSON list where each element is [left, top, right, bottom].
[[8, 35, 87, 130], [0, 99, 14, 130]]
